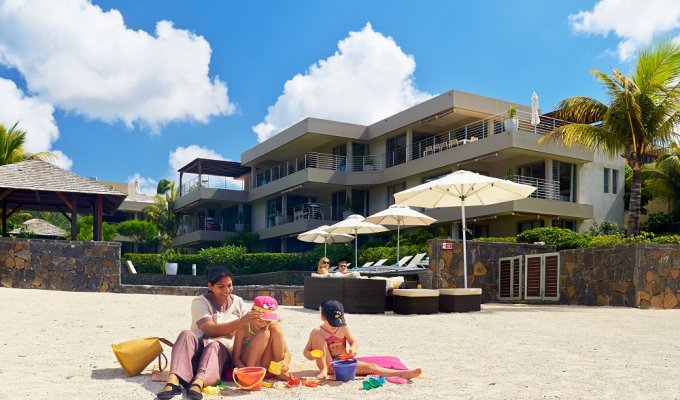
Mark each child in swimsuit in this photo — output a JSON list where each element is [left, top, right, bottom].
[[303, 300, 422, 380], [232, 296, 291, 379]]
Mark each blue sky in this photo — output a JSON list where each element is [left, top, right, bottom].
[[1, 0, 679, 194]]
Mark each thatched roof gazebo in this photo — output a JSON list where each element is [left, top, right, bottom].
[[10, 218, 68, 238], [0, 160, 127, 240]]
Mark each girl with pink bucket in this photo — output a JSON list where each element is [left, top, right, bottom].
[[303, 300, 422, 381]]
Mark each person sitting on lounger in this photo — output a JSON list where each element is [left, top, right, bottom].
[[337, 260, 349, 274], [317, 257, 330, 275], [303, 300, 422, 380]]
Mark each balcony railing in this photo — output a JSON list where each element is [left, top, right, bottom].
[[180, 175, 246, 196], [265, 204, 334, 228], [250, 111, 572, 188], [511, 175, 560, 201], [254, 153, 384, 188]]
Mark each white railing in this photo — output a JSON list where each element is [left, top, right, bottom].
[[253, 112, 572, 186], [255, 152, 385, 188], [180, 175, 246, 196], [512, 175, 561, 201]]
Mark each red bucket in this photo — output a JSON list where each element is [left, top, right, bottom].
[[233, 367, 267, 391]]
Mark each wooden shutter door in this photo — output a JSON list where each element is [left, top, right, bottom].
[[524, 255, 542, 299], [543, 254, 559, 300], [498, 256, 522, 300]]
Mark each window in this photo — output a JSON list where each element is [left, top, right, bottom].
[[552, 160, 576, 202], [552, 219, 577, 232], [386, 133, 407, 168], [603, 168, 610, 193], [518, 219, 544, 234], [612, 169, 619, 194], [387, 182, 406, 206]]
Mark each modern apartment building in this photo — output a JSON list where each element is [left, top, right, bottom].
[[171, 90, 625, 252]]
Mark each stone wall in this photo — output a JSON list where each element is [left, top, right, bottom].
[[427, 239, 556, 302], [561, 243, 680, 309], [118, 284, 305, 306], [121, 270, 311, 287], [0, 237, 120, 292]]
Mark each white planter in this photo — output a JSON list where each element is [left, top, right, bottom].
[[504, 118, 519, 133], [165, 262, 178, 275]]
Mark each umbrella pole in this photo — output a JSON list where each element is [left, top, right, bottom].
[[355, 231, 358, 268], [461, 202, 468, 289], [397, 223, 400, 261], [324, 241, 327, 257]]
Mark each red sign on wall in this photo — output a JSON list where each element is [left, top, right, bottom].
[[442, 242, 453, 250]]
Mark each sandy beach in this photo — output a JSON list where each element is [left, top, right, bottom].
[[1, 287, 679, 399]]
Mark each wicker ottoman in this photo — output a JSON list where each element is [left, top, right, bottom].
[[438, 288, 482, 313], [392, 289, 439, 315]]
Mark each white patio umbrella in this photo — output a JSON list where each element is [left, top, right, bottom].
[[325, 214, 388, 268], [297, 225, 354, 257], [393, 170, 536, 288], [364, 204, 437, 261], [531, 91, 541, 133]]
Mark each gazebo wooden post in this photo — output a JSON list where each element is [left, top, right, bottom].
[[1, 202, 6, 237], [93, 194, 103, 241], [70, 194, 78, 240]]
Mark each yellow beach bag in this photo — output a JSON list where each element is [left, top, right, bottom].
[[111, 337, 174, 377]]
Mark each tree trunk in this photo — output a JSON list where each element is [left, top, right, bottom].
[[628, 161, 642, 236]]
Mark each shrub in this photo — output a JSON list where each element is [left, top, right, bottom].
[[587, 234, 626, 247], [644, 213, 675, 234], [652, 234, 680, 245], [358, 244, 428, 266], [587, 220, 624, 236], [516, 227, 588, 250], [123, 253, 165, 273]]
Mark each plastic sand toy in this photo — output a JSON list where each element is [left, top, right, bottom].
[[310, 349, 324, 358], [362, 375, 386, 390], [386, 376, 408, 384], [286, 373, 301, 388], [202, 386, 220, 395]]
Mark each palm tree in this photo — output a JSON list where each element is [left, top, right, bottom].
[[144, 180, 180, 250], [540, 40, 680, 235], [0, 122, 54, 166], [642, 143, 680, 214]]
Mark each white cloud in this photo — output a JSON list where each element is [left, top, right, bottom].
[[0, 77, 73, 169], [0, 0, 234, 128], [0, 78, 59, 153], [570, 0, 680, 60], [49, 150, 73, 171], [253, 23, 432, 142], [169, 145, 225, 178]]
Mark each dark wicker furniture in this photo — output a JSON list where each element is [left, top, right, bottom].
[[304, 277, 386, 314], [438, 288, 482, 312], [392, 289, 439, 314]]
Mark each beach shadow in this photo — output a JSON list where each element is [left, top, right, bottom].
[[91, 368, 160, 395]]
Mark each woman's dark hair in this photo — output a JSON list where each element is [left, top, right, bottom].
[[206, 266, 234, 285]]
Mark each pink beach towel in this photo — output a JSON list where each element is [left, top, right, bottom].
[[356, 356, 408, 370]]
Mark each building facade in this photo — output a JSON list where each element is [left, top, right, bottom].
[[171, 90, 625, 252]]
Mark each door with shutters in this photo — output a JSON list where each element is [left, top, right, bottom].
[[498, 256, 522, 300], [524, 253, 560, 301]]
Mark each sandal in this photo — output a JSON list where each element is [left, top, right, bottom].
[[156, 382, 182, 399], [187, 381, 204, 400]]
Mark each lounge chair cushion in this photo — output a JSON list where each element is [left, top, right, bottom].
[[392, 289, 439, 297], [438, 288, 482, 296], [330, 271, 362, 279]]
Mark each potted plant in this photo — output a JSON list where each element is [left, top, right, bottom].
[[342, 196, 353, 219], [504, 105, 519, 133], [235, 210, 244, 232]]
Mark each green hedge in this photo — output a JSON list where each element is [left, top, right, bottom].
[[516, 227, 589, 250]]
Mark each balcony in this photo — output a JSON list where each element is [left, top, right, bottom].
[[180, 175, 247, 197], [252, 111, 573, 189], [173, 216, 238, 248]]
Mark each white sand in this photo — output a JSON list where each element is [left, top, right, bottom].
[[1, 287, 679, 399]]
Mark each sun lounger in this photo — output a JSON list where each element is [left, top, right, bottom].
[[126, 260, 137, 274], [359, 261, 374, 268], [394, 255, 413, 267], [373, 259, 388, 266], [403, 253, 427, 268]]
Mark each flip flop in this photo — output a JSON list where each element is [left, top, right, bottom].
[[156, 382, 182, 399]]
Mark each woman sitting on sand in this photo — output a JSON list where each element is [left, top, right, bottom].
[[303, 300, 422, 380], [157, 266, 262, 400]]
